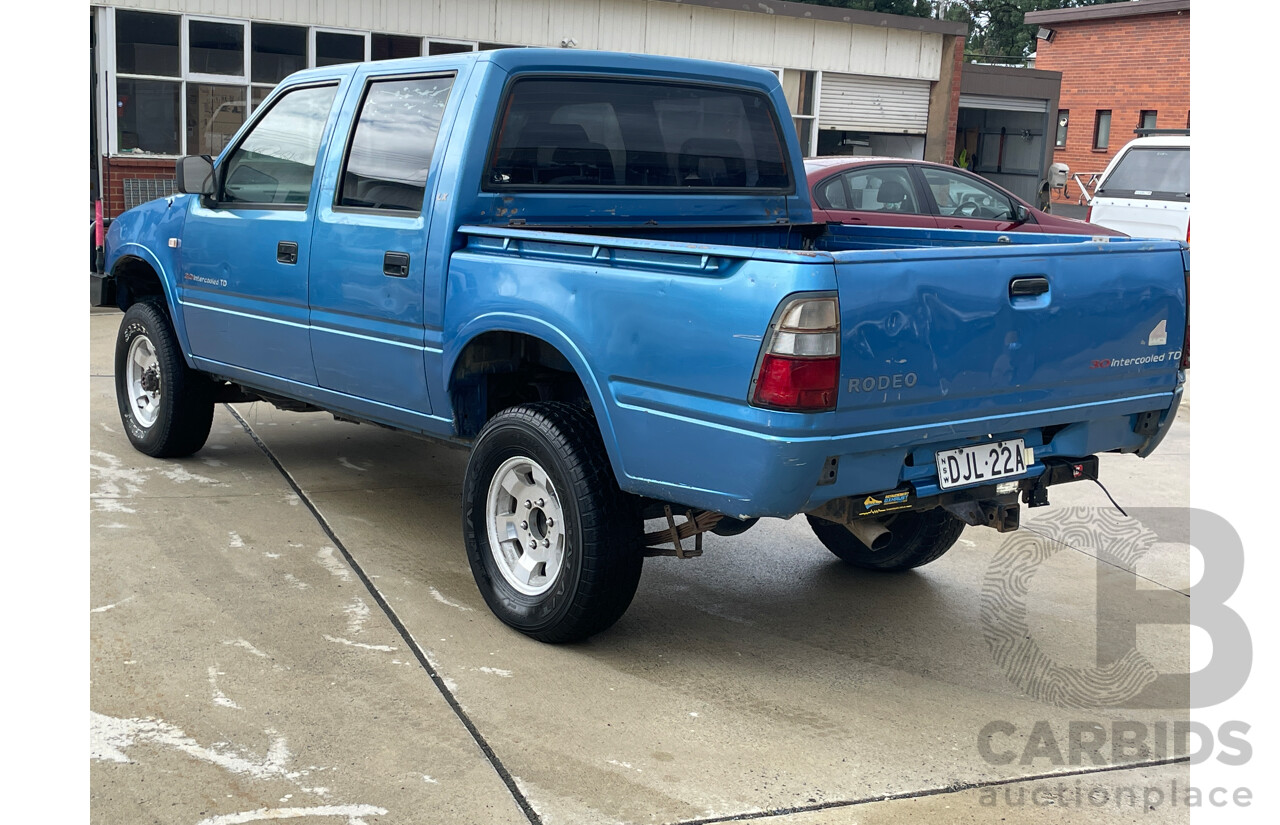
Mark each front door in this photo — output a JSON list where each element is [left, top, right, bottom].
[[180, 82, 341, 384], [917, 166, 1031, 233], [307, 71, 457, 417]]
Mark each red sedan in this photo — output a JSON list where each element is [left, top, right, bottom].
[[805, 157, 1124, 236]]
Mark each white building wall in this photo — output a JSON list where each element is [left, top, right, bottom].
[[99, 0, 943, 80]]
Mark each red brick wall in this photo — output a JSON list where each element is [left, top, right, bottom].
[[100, 156, 178, 219], [944, 38, 963, 166], [1034, 9, 1189, 204]]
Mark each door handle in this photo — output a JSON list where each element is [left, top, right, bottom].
[[277, 241, 298, 265], [383, 251, 410, 278], [1009, 276, 1049, 298]]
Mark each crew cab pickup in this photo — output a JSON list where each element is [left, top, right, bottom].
[[96, 49, 1188, 642]]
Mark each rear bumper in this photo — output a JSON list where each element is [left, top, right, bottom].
[[609, 388, 1181, 519]]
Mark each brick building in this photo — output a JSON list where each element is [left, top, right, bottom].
[[1025, 0, 1189, 206]]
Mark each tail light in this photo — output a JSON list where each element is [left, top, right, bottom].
[[750, 295, 840, 412]]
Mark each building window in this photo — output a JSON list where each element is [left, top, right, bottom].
[[429, 41, 474, 56], [1055, 110, 1069, 148], [315, 30, 367, 66], [116, 10, 180, 77], [106, 8, 488, 157], [115, 11, 182, 154], [780, 69, 816, 157], [1093, 110, 1112, 150], [1140, 110, 1158, 131], [373, 34, 422, 60], [189, 19, 246, 76], [252, 23, 307, 92]]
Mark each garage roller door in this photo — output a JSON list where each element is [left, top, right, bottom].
[[958, 94, 1048, 113], [818, 73, 930, 133]]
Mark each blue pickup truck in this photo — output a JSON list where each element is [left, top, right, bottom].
[[95, 49, 1188, 642]]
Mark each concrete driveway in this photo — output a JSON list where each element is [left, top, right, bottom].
[[90, 309, 1192, 824]]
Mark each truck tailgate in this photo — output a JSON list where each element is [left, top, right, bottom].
[[826, 238, 1187, 434]]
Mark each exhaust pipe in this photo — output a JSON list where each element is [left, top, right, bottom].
[[846, 518, 891, 552]]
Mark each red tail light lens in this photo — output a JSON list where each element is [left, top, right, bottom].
[[753, 354, 839, 410], [750, 296, 840, 412]]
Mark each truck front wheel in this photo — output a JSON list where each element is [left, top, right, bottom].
[[114, 301, 214, 458], [462, 402, 643, 643], [806, 508, 965, 571]]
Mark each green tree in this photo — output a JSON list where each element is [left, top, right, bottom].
[[944, 1, 1131, 59]]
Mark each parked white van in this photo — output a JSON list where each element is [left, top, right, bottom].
[[1087, 132, 1190, 242]]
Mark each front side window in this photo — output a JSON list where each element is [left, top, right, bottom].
[[487, 78, 791, 191], [920, 167, 1015, 220], [220, 84, 338, 205], [837, 167, 921, 214], [339, 75, 456, 212]]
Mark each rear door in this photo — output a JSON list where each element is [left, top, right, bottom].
[[812, 165, 938, 228], [307, 69, 458, 415], [180, 82, 342, 384]]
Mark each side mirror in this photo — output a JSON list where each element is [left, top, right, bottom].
[[1012, 203, 1031, 225], [176, 155, 216, 196]]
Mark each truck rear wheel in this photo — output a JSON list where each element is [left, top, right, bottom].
[[114, 301, 214, 458], [806, 508, 965, 571], [462, 402, 642, 643]]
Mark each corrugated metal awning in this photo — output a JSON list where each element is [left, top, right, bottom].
[[818, 73, 930, 134], [958, 94, 1048, 113]]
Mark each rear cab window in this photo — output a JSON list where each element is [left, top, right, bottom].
[[484, 77, 792, 192], [1097, 147, 1190, 201]]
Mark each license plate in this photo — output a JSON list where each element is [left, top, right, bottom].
[[935, 439, 1028, 490]]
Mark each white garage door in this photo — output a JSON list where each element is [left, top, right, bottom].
[[818, 73, 931, 134], [958, 94, 1048, 113]]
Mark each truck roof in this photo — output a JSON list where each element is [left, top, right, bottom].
[[281, 47, 784, 93]]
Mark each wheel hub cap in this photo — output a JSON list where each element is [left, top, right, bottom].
[[126, 334, 162, 429], [485, 456, 566, 596]]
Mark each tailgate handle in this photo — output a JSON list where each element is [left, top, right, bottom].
[[1010, 276, 1049, 298]]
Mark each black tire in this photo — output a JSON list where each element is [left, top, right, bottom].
[[462, 402, 643, 643], [114, 301, 214, 458], [806, 507, 965, 571]]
